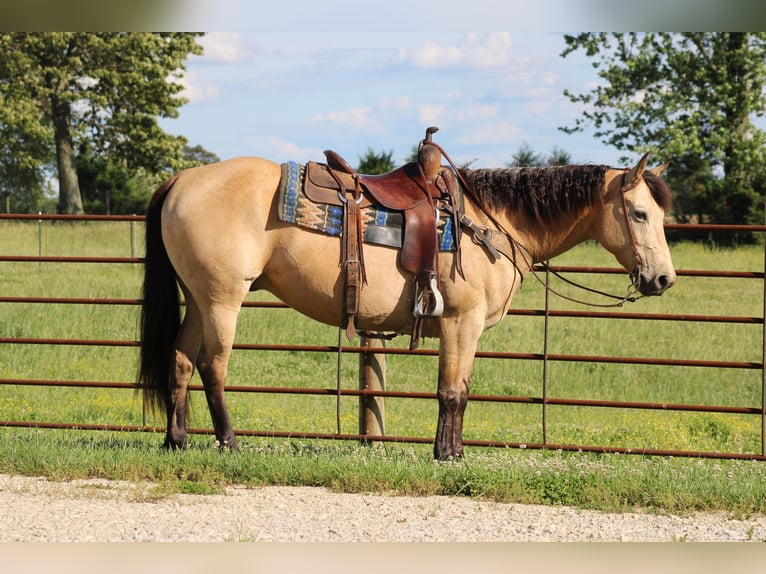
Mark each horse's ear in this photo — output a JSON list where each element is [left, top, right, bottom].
[[650, 160, 670, 178], [626, 153, 650, 185]]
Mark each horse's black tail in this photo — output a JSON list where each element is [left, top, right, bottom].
[[138, 175, 181, 415]]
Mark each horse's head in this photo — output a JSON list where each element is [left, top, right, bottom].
[[596, 153, 676, 297]]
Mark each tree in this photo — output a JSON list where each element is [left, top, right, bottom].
[[509, 142, 545, 167], [357, 147, 396, 174], [0, 85, 53, 213], [76, 142, 219, 215], [508, 142, 572, 167], [0, 33, 203, 214], [0, 140, 48, 214], [547, 146, 572, 166], [183, 144, 220, 167], [560, 33, 766, 226]]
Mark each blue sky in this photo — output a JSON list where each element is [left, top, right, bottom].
[[153, 0, 766, 171], [161, 31, 633, 170]]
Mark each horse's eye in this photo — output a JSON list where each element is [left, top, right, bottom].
[[634, 210, 648, 222]]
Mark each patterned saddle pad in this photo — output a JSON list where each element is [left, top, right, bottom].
[[277, 161, 456, 251]]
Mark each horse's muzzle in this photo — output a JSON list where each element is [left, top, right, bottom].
[[638, 271, 676, 296]]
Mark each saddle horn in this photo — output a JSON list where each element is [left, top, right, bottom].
[[419, 127, 442, 183]]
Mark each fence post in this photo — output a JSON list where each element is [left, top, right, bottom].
[[359, 334, 386, 444], [542, 262, 551, 446], [37, 212, 42, 267], [130, 217, 137, 258], [762, 207, 766, 456]]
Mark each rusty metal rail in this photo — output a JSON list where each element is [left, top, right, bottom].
[[1, 214, 766, 460]]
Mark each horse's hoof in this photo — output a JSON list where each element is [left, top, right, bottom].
[[433, 447, 464, 461], [163, 439, 187, 451], [213, 439, 239, 452]]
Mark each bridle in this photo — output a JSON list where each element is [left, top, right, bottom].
[[518, 168, 646, 308], [424, 141, 647, 309], [525, 169, 646, 308], [618, 168, 644, 291], [460, 166, 647, 309]]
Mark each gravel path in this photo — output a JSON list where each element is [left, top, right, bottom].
[[1, 473, 765, 542]]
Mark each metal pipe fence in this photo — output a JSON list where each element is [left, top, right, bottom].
[[1, 214, 765, 460]]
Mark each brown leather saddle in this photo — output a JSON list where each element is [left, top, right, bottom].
[[303, 127, 461, 349]]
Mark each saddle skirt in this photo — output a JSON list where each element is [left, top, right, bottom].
[[277, 161, 459, 252]]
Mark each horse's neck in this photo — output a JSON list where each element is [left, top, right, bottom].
[[510, 211, 596, 263], [513, 170, 622, 262], [465, 168, 619, 264]]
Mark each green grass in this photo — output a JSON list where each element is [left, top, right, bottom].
[[2, 428, 766, 514], [1, 219, 765, 514]]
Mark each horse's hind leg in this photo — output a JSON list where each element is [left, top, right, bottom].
[[196, 303, 243, 450], [164, 289, 202, 449]]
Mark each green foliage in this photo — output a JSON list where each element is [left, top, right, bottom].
[[508, 143, 572, 167], [183, 144, 221, 167], [357, 147, 396, 174], [75, 143, 219, 215], [0, 33, 204, 214], [561, 33, 766, 228], [509, 142, 545, 167], [0, 168, 48, 214], [76, 143, 161, 215], [404, 145, 419, 164]]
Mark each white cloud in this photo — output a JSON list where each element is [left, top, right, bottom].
[[176, 71, 220, 104], [454, 104, 499, 122], [414, 102, 498, 131], [378, 96, 411, 112], [199, 32, 255, 64], [499, 68, 560, 93], [310, 107, 381, 131], [310, 97, 412, 131], [403, 33, 513, 69], [247, 136, 321, 163], [455, 122, 522, 146], [418, 104, 446, 126]]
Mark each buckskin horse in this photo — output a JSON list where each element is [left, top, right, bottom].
[[138, 131, 675, 460]]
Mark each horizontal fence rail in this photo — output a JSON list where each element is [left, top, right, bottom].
[[1, 214, 765, 461]]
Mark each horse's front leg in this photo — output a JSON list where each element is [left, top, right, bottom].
[[434, 314, 483, 460]]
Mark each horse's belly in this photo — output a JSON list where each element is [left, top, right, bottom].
[[255, 234, 414, 332], [271, 283, 412, 332]]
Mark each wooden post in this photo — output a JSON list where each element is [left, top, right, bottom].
[[359, 334, 386, 444]]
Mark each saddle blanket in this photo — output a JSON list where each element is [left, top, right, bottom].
[[277, 161, 456, 251]]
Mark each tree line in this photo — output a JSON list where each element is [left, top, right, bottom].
[[0, 33, 210, 215], [2, 33, 765, 234]]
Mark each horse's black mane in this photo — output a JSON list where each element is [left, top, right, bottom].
[[458, 165, 672, 224]]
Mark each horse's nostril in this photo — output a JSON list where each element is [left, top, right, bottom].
[[656, 274, 676, 293]]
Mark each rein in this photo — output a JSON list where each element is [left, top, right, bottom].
[[441, 154, 646, 309], [531, 263, 641, 308], [524, 169, 646, 308], [520, 169, 645, 308]]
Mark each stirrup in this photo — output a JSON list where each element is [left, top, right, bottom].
[[413, 275, 444, 318]]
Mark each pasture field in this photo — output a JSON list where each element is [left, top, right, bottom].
[[1, 219, 765, 513]]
